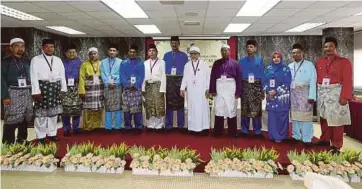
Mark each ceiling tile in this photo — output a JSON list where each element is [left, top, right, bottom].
[[310, 1, 350, 9], [57, 12, 93, 20], [66, 1, 111, 12], [231, 16, 260, 23], [30, 12, 68, 21], [127, 18, 154, 25], [2, 2, 51, 13], [264, 9, 302, 17], [85, 11, 122, 19], [256, 17, 286, 24], [273, 1, 316, 9], [34, 2, 78, 13], [206, 9, 239, 17], [76, 19, 106, 26], [99, 19, 129, 26], [174, 1, 208, 10], [295, 9, 334, 17], [176, 9, 206, 18], [145, 10, 177, 19], [332, 7, 362, 16], [310, 15, 346, 23], [208, 1, 245, 10], [136, 0, 170, 10], [343, 2, 362, 8]]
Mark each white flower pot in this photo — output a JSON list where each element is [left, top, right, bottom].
[[335, 175, 350, 183], [132, 168, 159, 176], [350, 175, 361, 183], [160, 169, 193, 177], [1, 165, 9, 171], [104, 167, 124, 174], [265, 173, 274, 178], [64, 164, 77, 172], [2, 164, 56, 172], [254, 172, 266, 178], [76, 165, 92, 172]]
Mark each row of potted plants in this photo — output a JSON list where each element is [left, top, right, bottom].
[[1, 142, 58, 172], [287, 149, 362, 183]]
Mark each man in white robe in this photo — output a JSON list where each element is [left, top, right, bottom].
[[30, 38, 67, 143], [142, 44, 167, 130], [180, 46, 210, 135]]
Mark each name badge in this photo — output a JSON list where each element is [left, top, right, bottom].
[[18, 78, 26, 88], [269, 79, 275, 88], [322, 78, 330, 87], [93, 76, 100, 84], [248, 73, 255, 83], [131, 76, 136, 84], [221, 75, 227, 80], [148, 79, 154, 84], [109, 78, 114, 85], [171, 68, 177, 75], [192, 79, 197, 86], [291, 81, 296, 89], [67, 78, 75, 86], [49, 73, 56, 83]]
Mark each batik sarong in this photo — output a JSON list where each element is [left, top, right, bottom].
[[34, 80, 63, 117], [62, 85, 82, 116], [122, 88, 142, 113], [143, 81, 165, 119], [291, 85, 313, 121], [317, 84, 351, 126], [166, 75, 184, 110], [4, 87, 33, 124], [240, 79, 263, 118], [104, 87, 122, 112]]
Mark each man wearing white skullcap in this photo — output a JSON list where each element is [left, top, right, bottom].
[[30, 38, 67, 143], [78, 47, 104, 130], [1, 38, 32, 144], [209, 43, 242, 138], [180, 46, 210, 135]]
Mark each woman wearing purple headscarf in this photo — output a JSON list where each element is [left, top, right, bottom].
[[263, 51, 292, 143]]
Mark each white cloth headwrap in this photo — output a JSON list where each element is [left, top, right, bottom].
[[88, 47, 98, 53], [10, 38, 24, 45], [190, 46, 200, 53], [221, 44, 230, 50]]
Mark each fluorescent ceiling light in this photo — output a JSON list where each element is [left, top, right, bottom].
[[237, 0, 280, 17], [45, 26, 86, 35], [153, 36, 230, 40], [1, 5, 43, 20], [355, 12, 362, 16], [223, 23, 251, 33], [134, 25, 161, 34], [286, 23, 325, 32], [101, 0, 148, 18]]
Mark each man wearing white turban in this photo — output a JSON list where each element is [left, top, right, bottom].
[[180, 46, 210, 134]]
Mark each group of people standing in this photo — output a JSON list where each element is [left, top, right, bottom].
[[2, 36, 352, 154]]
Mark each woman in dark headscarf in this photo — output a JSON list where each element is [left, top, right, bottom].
[[263, 51, 292, 143]]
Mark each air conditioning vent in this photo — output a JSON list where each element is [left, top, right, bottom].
[[160, 0, 184, 5], [184, 21, 200, 26]]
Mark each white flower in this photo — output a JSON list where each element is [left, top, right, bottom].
[[130, 160, 140, 169], [142, 161, 150, 169]]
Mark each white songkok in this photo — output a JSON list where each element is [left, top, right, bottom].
[[10, 38, 24, 45], [88, 47, 98, 54], [190, 46, 200, 53], [221, 44, 230, 50]]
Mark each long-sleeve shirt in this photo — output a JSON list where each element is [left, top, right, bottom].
[[101, 57, 122, 88], [209, 58, 242, 96], [120, 58, 145, 90], [163, 50, 188, 75], [63, 58, 81, 81], [1, 55, 31, 99], [78, 60, 101, 94], [288, 59, 317, 100], [239, 55, 264, 82], [142, 57, 166, 92], [315, 56, 353, 101], [30, 54, 67, 95], [263, 63, 292, 112]]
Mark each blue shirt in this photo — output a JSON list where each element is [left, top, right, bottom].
[[120, 58, 145, 90], [63, 58, 82, 80], [163, 50, 188, 75], [101, 57, 122, 88], [239, 55, 264, 81]]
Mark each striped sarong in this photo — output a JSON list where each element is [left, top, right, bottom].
[[83, 76, 104, 111]]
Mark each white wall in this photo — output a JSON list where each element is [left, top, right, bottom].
[[354, 32, 362, 91]]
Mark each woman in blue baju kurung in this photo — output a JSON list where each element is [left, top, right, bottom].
[[263, 52, 292, 143]]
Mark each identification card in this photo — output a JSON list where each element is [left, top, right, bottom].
[[291, 81, 296, 89], [93, 76, 100, 84], [18, 78, 26, 88], [269, 79, 275, 88], [192, 79, 196, 86], [148, 79, 154, 84], [109, 78, 114, 85], [322, 78, 330, 87], [67, 78, 75, 86], [131, 76, 136, 84], [171, 68, 177, 75], [221, 75, 227, 80], [248, 73, 255, 83]]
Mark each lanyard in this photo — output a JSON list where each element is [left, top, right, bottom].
[[90, 61, 98, 75], [293, 59, 304, 80], [43, 54, 53, 72], [13, 55, 25, 76], [192, 60, 200, 76], [108, 58, 116, 73], [325, 57, 335, 77], [149, 58, 158, 74]]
